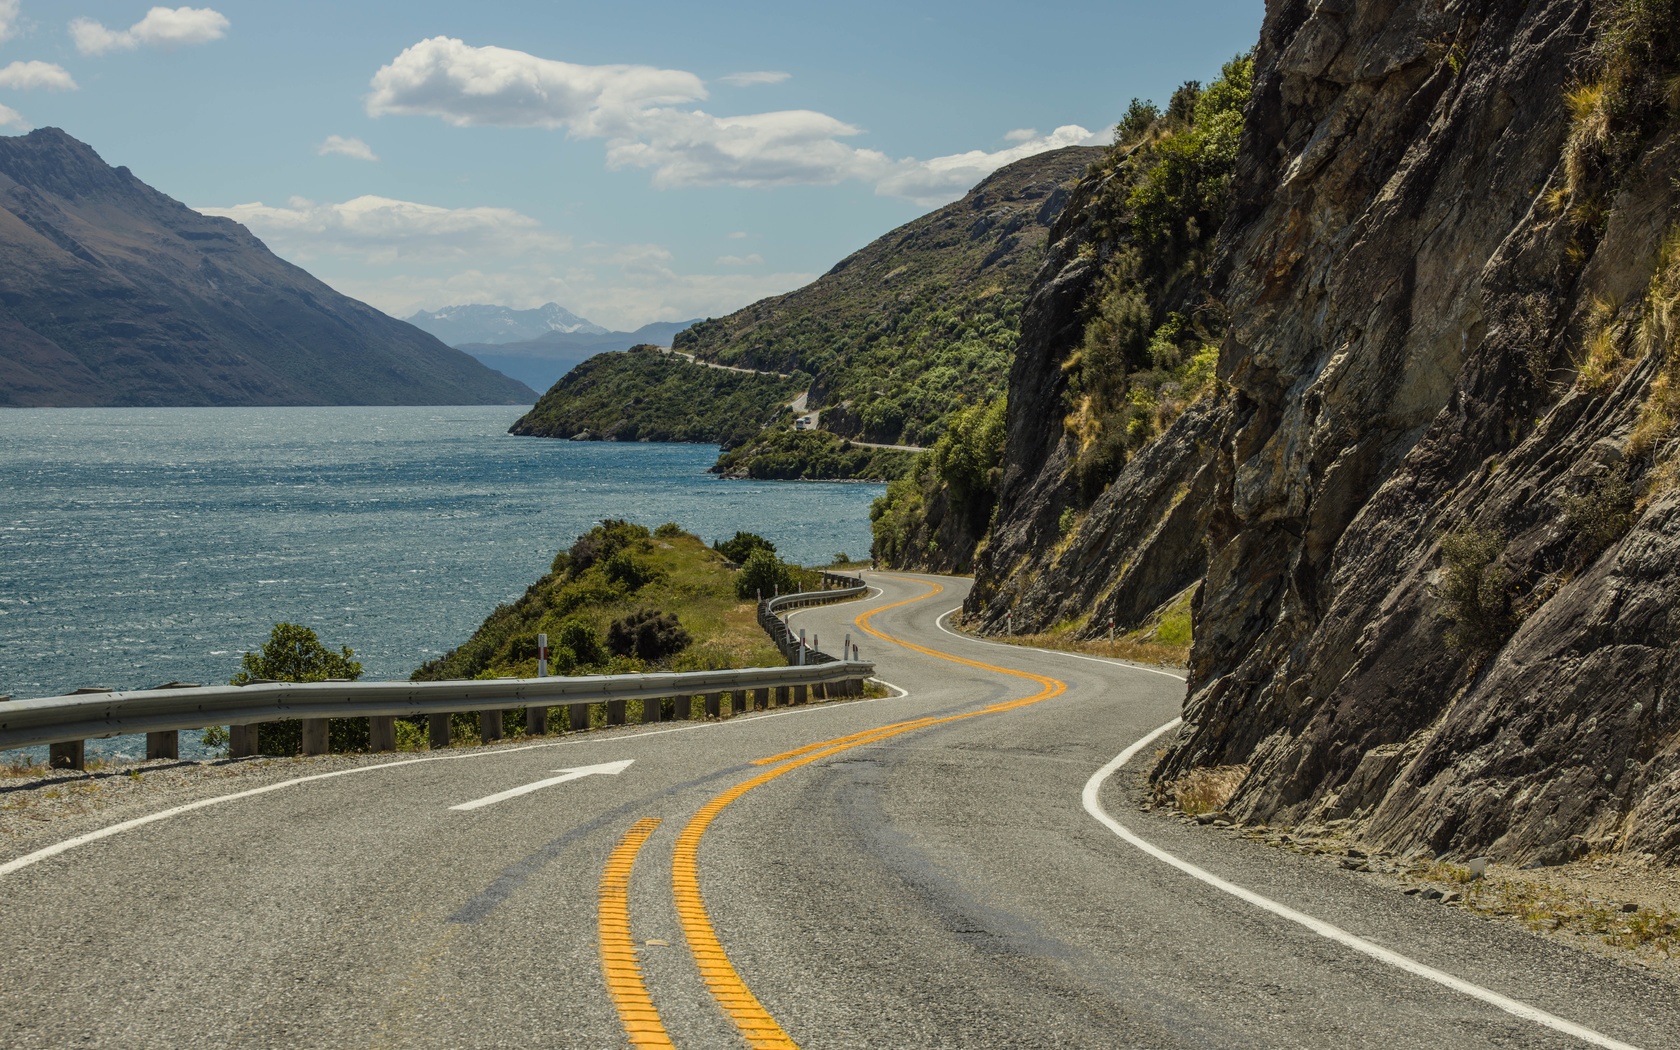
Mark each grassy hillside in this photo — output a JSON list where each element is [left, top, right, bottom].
[[510, 347, 804, 448], [508, 147, 1100, 476], [412, 521, 812, 684], [676, 146, 1098, 449]]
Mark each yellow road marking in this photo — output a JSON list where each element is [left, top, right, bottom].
[[599, 818, 676, 1049], [673, 575, 1068, 1048]]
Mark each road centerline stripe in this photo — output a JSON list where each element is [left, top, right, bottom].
[[599, 818, 676, 1049], [670, 576, 1067, 1048]]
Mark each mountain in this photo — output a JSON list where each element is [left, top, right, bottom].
[[0, 128, 534, 407], [960, 0, 1680, 865], [511, 145, 1101, 475], [456, 319, 700, 394], [404, 302, 608, 347]]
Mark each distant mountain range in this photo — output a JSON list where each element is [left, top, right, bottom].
[[455, 319, 701, 394], [405, 302, 608, 347], [0, 128, 534, 407]]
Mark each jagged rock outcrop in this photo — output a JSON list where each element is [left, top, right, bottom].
[[1148, 0, 1680, 864], [0, 128, 533, 407]]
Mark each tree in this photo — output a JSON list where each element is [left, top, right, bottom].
[[231, 622, 362, 685], [229, 623, 364, 755], [736, 548, 798, 600], [714, 531, 776, 565]]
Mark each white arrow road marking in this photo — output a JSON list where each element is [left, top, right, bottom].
[[449, 759, 634, 812]]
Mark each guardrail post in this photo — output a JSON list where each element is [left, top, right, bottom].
[[428, 714, 451, 749], [230, 724, 259, 757], [675, 694, 692, 720], [641, 696, 661, 724], [606, 700, 626, 726], [480, 710, 503, 743], [369, 716, 396, 752], [794, 684, 808, 706], [526, 706, 547, 736], [49, 740, 84, 770], [302, 718, 330, 755], [748, 687, 765, 712], [570, 703, 589, 731], [704, 692, 721, 719], [146, 730, 178, 761]]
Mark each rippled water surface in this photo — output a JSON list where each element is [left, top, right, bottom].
[[0, 407, 882, 758]]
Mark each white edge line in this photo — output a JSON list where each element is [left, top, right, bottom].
[[0, 673, 919, 878], [904, 577, 1640, 1049], [1079, 724, 1642, 1050]]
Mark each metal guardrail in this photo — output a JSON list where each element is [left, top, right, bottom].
[[758, 572, 868, 664], [2, 575, 878, 771]]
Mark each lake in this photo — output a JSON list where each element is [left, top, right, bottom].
[[0, 406, 884, 760]]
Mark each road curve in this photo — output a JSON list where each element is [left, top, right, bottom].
[[0, 572, 1674, 1049]]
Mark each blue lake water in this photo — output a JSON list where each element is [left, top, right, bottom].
[[0, 406, 883, 761]]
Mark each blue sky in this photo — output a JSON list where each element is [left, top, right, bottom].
[[8, 1, 1262, 329]]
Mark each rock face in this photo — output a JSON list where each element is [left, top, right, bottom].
[[1156, 0, 1680, 864], [0, 128, 534, 407]]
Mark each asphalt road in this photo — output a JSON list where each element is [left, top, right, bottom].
[[1, 572, 1675, 1049]]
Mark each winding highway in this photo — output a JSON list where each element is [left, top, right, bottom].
[[2, 573, 1675, 1049]]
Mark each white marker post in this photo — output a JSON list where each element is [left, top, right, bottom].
[[798, 628, 807, 666], [537, 633, 549, 678]]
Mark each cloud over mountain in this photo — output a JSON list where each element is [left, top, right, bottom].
[[366, 38, 1101, 206]]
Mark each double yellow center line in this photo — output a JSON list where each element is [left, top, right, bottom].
[[599, 576, 1066, 1047]]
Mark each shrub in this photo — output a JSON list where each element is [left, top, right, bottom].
[[231, 622, 362, 685], [1561, 465, 1636, 558], [603, 550, 658, 591], [654, 522, 685, 539], [1438, 528, 1514, 652], [606, 610, 693, 663], [568, 520, 650, 573], [715, 531, 777, 565], [555, 616, 605, 668], [736, 548, 798, 600]]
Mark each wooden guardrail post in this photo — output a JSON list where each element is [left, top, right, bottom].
[[368, 716, 396, 752], [145, 731, 178, 760], [606, 700, 626, 726], [569, 703, 589, 731], [793, 684, 808, 706], [526, 706, 548, 736], [480, 710, 503, 742], [675, 694, 692, 720], [428, 714, 451, 749], [49, 740, 84, 770], [641, 697, 661, 724], [230, 724, 259, 757], [302, 718, 330, 755], [704, 692, 722, 719]]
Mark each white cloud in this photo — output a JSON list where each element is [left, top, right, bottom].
[[727, 231, 748, 239], [366, 36, 704, 132], [0, 0, 21, 44], [716, 253, 762, 266], [720, 71, 789, 87], [366, 39, 1090, 201], [0, 61, 77, 91], [316, 135, 377, 161], [1003, 128, 1038, 143], [196, 194, 566, 264], [71, 5, 229, 56], [0, 102, 25, 127], [877, 125, 1105, 206]]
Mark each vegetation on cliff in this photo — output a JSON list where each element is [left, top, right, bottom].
[[870, 56, 1248, 570], [713, 430, 917, 481]]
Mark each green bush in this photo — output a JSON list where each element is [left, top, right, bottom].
[[603, 550, 658, 591], [606, 610, 693, 663], [1438, 528, 1514, 652], [714, 531, 777, 565], [230, 622, 362, 685], [736, 548, 799, 600]]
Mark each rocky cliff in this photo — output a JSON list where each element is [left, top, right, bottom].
[[976, 0, 1680, 865], [0, 128, 534, 407]]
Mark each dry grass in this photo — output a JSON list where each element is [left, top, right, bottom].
[[1159, 765, 1249, 815], [1562, 80, 1611, 201], [1577, 294, 1627, 392]]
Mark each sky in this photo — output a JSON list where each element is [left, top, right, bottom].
[[5, 1, 1263, 331]]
